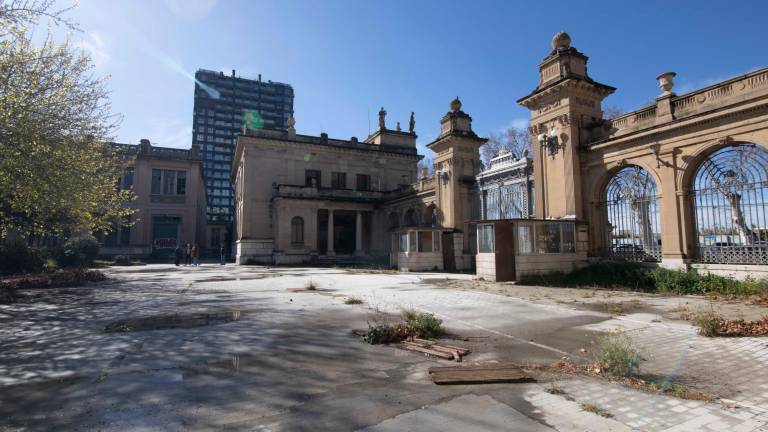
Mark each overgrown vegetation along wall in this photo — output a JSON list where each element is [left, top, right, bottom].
[[518, 262, 768, 297]]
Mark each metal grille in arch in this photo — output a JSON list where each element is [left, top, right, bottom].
[[601, 165, 662, 262], [692, 144, 768, 264]]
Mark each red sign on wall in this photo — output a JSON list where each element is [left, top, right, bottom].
[[153, 238, 178, 249]]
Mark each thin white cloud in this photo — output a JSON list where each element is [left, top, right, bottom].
[[676, 65, 765, 96], [147, 120, 193, 149], [75, 31, 109, 68], [164, 0, 217, 21]]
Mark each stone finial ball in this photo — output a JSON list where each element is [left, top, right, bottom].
[[450, 96, 462, 112], [552, 31, 572, 50]]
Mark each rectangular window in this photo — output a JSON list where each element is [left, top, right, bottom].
[[120, 215, 131, 245], [121, 167, 134, 190], [536, 222, 562, 254], [305, 169, 321, 187], [518, 225, 533, 254], [176, 171, 187, 195], [562, 223, 575, 253], [409, 231, 417, 252], [356, 174, 371, 191], [418, 231, 433, 252], [151, 169, 162, 194], [399, 233, 408, 252], [478, 224, 494, 253], [331, 172, 347, 189], [433, 232, 441, 252], [162, 170, 176, 195]]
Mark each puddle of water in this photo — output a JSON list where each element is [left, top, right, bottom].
[[103, 310, 241, 333], [194, 274, 281, 283], [182, 355, 248, 378], [286, 288, 337, 293]]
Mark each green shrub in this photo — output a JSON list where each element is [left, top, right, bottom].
[[650, 268, 700, 294], [60, 237, 100, 267], [401, 309, 444, 339], [519, 262, 656, 291], [596, 334, 643, 377], [0, 242, 43, 275], [113, 255, 131, 265]]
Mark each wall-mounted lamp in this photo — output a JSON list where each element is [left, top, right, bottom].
[[537, 127, 562, 158], [649, 143, 662, 168]]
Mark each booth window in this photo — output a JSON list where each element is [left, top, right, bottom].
[[418, 231, 433, 252], [478, 224, 494, 253], [536, 222, 561, 253], [518, 224, 533, 254], [399, 233, 408, 252], [432, 232, 441, 252], [562, 223, 575, 253], [409, 231, 417, 251]]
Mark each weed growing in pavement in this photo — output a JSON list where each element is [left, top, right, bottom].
[[401, 308, 444, 339], [344, 297, 363, 305], [595, 333, 643, 378], [305, 280, 317, 290], [579, 402, 613, 418], [693, 309, 722, 337]]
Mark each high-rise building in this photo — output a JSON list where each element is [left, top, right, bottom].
[[192, 69, 294, 226]]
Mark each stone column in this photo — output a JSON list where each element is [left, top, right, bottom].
[[355, 211, 363, 255], [327, 209, 335, 256]]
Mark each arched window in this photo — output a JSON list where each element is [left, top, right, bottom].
[[601, 165, 661, 262], [291, 216, 304, 245], [388, 212, 400, 229], [692, 144, 768, 264], [404, 209, 417, 227]]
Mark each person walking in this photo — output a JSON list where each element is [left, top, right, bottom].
[[174, 245, 182, 266], [191, 244, 199, 267], [219, 244, 226, 265], [184, 243, 192, 266]]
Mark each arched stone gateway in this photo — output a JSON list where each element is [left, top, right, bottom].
[[519, 31, 768, 278], [601, 166, 662, 262], [692, 144, 768, 264]]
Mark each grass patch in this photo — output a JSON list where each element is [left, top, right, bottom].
[[518, 262, 768, 297], [595, 334, 643, 378], [344, 297, 364, 305], [579, 402, 613, 418]]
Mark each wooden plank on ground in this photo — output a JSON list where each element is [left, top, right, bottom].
[[428, 365, 532, 385], [399, 342, 455, 360], [412, 338, 470, 354]]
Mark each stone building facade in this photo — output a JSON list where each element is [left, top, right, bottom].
[[98, 140, 209, 258], [232, 100, 485, 269], [519, 32, 768, 279]]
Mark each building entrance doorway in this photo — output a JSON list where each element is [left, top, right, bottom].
[[317, 210, 357, 255]]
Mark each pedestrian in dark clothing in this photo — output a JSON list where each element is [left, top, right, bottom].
[[219, 244, 226, 265], [174, 246, 182, 266], [184, 243, 192, 266]]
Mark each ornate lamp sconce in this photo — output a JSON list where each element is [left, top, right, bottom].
[[649, 143, 662, 168], [537, 127, 563, 158]]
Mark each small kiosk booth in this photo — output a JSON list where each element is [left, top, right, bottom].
[[474, 219, 589, 281], [390, 227, 451, 272]]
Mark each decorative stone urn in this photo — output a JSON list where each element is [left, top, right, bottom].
[[450, 97, 462, 112], [551, 31, 571, 50], [656, 72, 677, 96]]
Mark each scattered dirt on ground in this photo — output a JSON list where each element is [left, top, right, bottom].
[[426, 278, 768, 322], [527, 361, 715, 402]]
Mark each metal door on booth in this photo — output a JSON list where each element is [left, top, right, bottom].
[[442, 232, 455, 272]]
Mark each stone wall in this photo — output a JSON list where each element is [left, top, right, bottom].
[[397, 251, 443, 272]]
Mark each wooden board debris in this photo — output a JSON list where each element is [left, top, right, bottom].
[[399, 342, 455, 360], [428, 364, 532, 385]]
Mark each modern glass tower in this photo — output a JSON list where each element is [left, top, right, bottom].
[[192, 69, 294, 225]]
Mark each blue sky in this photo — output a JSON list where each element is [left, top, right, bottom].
[[59, 0, 766, 156]]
